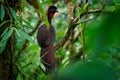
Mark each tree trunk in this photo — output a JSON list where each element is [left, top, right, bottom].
[[0, 0, 19, 79], [0, 38, 15, 80]]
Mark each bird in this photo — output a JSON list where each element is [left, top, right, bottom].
[[37, 6, 58, 73]]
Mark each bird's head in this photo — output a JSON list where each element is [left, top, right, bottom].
[[47, 6, 58, 19]]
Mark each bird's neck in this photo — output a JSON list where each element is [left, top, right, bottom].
[[47, 15, 52, 26]]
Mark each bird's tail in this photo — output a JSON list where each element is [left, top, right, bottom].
[[40, 45, 55, 73]]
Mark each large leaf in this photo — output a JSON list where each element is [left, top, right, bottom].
[[17, 29, 33, 42], [55, 60, 117, 80], [85, 9, 120, 57], [9, 7, 18, 21], [0, 28, 13, 54], [0, 5, 5, 21], [37, 0, 50, 29]]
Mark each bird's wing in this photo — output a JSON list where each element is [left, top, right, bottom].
[[37, 24, 48, 47]]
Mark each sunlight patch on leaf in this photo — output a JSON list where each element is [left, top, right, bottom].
[[40, 63, 46, 72]]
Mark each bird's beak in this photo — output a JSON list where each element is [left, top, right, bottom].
[[55, 10, 58, 12], [54, 9, 58, 13]]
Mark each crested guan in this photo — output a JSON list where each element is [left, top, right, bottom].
[[37, 6, 58, 73]]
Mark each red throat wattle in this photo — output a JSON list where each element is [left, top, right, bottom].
[[50, 12, 55, 19]]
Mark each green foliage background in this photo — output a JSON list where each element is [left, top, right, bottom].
[[0, 0, 120, 80]]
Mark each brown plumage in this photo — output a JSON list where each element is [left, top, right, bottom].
[[37, 6, 58, 73]]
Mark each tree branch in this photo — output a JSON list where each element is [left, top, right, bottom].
[[73, 9, 102, 23], [63, 29, 82, 49], [73, 1, 106, 23], [54, 2, 105, 50], [80, 9, 102, 18], [54, 23, 78, 50], [54, 17, 95, 51], [67, 1, 74, 23]]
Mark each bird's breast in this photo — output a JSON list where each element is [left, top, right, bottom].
[[37, 24, 56, 47]]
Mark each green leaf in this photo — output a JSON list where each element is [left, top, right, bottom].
[[37, 0, 50, 29], [83, 3, 88, 10], [23, 20, 34, 29], [0, 28, 13, 46], [0, 28, 13, 54], [57, 60, 117, 80], [9, 7, 18, 20], [28, 44, 39, 50], [0, 5, 5, 21], [0, 43, 6, 54], [79, 8, 85, 14], [18, 29, 33, 42], [92, 0, 99, 4]]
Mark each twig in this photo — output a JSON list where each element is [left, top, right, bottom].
[[75, 18, 95, 25], [73, 1, 83, 18], [73, 9, 102, 23], [22, 62, 32, 69], [81, 0, 88, 61], [80, 9, 102, 18], [14, 63, 26, 79]]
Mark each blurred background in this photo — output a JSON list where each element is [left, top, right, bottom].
[[0, 0, 120, 80]]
